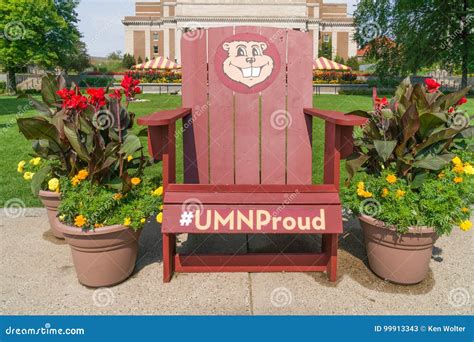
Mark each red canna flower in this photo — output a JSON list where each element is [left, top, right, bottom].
[[121, 75, 141, 99], [424, 78, 441, 93], [457, 97, 467, 106], [86, 88, 106, 108], [109, 88, 122, 100], [66, 94, 88, 110], [374, 96, 389, 109]]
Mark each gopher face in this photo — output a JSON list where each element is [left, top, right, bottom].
[[222, 40, 275, 88]]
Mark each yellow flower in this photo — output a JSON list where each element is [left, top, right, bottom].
[[459, 220, 472, 231], [464, 163, 474, 175], [461, 207, 469, 213], [48, 178, 60, 192], [152, 186, 163, 197], [356, 181, 372, 198], [71, 176, 81, 186], [453, 164, 464, 174], [127, 155, 133, 162], [140, 218, 146, 224], [74, 215, 87, 227], [386, 174, 397, 184], [58, 214, 65, 222], [113, 193, 123, 200], [454, 177, 463, 184], [23, 172, 34, 181], [381, 188, 389, 198], [452, 156, 462, 166], [396, 189, 405, 198], [17, 160, 26, 173], [124, 217, 131, 226], [156, 212, 163, 224], [131, 177, 141, 186], [159, 204, 164, 210], [29, 157, 41, 166], [76, 169, 89, 180], [438, 172, 445, 179], [94, 223, 104, 228]]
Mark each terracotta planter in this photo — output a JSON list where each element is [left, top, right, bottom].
[[58, 223, 141, 287], [359, 215, 438, 285], [38, 190, 64, 239]]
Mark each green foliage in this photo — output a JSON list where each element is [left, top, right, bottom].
[[346, 78, 473, 183], [353, 0, 472, 84], [137, 56, 143, 64], [346, 57, 360, 71], [122, 54, 136, 69], [334, 55, 345, 64], [58, 177, 163, 231], [0, 82, 6, 94], [78, 77, 114, 88], [341, 158, 473, 235]]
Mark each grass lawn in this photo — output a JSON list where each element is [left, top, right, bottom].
[[1, 93, 472, 207]]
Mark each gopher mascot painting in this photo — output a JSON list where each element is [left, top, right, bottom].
[[222, 40, 275, 88]]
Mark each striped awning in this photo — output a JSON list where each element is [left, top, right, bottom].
[[133, 57, 181, 70], [313, 57, 351, 71]]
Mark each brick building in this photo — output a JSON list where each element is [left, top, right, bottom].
[[122, 0, 357, 64]]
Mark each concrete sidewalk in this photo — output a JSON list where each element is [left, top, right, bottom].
[[0, 209, 472, 315]]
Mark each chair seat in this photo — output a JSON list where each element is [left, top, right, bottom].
[[162, 184, 343, 234]]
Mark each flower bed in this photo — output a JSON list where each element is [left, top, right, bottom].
[[125, 70, 182, 84], [312, 71, 362, 84]]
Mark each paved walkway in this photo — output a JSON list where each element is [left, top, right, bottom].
[[1, 209, 472, 315]]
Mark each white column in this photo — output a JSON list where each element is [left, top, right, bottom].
[[124, 27, 134, 55], [145, 28, 151, 60], [164, 28, 170, 59], [331, 31, 338, 59], [175, 28, 182, 63], [313, 27, 319, 58], [348, 28, 358, 57]]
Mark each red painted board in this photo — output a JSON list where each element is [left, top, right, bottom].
[[162, 204, 343, 234]]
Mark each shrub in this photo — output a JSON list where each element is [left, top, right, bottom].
[[78, 77, 114, 88], [0, 81, 6, 94]]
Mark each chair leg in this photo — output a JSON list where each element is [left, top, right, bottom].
[[323, 234, 338, 282], [163, 233, 176, 283]]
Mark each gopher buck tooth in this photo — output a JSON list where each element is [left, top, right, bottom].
[[251, 67, 261, 77], [242, 68, 252, 78]]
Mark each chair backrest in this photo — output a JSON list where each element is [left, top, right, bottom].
[[181, 26, 313, 185]]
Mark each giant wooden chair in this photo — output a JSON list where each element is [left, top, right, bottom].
[[138, 27, 366, 282]]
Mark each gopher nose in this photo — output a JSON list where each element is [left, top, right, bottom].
[[246, 57, 256, 64]]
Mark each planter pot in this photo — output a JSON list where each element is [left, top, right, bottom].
[[38, 190, 64, 239], [58, 223, 141, 287], [359, 215, 438, 285]]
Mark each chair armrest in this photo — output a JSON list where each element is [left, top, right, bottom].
[[137, 108, 192, 126], [304, 108, 367, 126]]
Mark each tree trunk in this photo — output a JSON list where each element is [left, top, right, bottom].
[[7, 69, 17, 94], [460, 0, 468, 88]]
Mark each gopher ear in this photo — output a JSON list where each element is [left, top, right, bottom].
[[223, 42, 230, 51], [260, 43, 268, 51]]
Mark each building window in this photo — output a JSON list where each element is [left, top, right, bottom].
[[153, 32, 159, 41], [323, 34, 330, 43], [153, 45, 159, 54]]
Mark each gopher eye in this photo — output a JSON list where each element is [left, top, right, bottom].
[[252, 47, 261, 56], [237, 47, 246, 56]]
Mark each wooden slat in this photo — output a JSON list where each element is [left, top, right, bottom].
[[137, 108, 191, 126], [166, 183, 338, 193], [175, 253, 329, 272], [208, 27, 235, 184], [182, 29, 209, 183], [286, 30, 313, 184], [234, 26, 261, 184], [165, 191, 340, 205], [162, 204, 343, 234], [304, 108, 368, 126], [260, 27, 288, 184]]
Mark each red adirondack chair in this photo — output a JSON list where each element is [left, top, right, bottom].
[[138, 26, 366, 283]]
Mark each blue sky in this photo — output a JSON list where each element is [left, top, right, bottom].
[[77, 0, 359, 57]]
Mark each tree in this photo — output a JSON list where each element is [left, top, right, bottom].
[[107, 51, 122, 60], [346, 56, 360, 71], [61, 41, 90, 74], [354, 0, 472, 87], [137, 56, 143, 64], [334, 55, 345, 64], [318, 41, 332, 59], [122, 54, 136, 69], [0, 0, 85, 90]]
